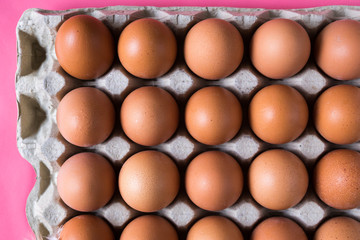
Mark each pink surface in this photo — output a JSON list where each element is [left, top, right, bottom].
[[1, 0, 360, 239]]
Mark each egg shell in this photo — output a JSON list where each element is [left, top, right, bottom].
[[314, 217, 360, 240], [184, 18, 244, 80], [118, 18, 177, 79], [248, 149, 309, 210], [250, 18, 311, 79], [251, 217, 308, 240], [185, 151, 243, 211], [57, 152, 116, 212], [120, 86, 179, 146], [314, 149, 360, 210], [119, 150, 180, 212], [60, 215, 114, 240], [314, 19, 360, 80], [185, 86, 242, 145], [249, 84, 309, 144], [55, 15, 115, 80], [187, 216, 243, 240], [120, 215, 178, 240], [56, 87, 115, 147], [313, 84, 360, 145]]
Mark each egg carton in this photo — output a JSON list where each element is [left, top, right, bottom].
[[16, 5, 360, 239]]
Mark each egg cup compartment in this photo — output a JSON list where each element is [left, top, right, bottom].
[[16, 5, 360, 239]]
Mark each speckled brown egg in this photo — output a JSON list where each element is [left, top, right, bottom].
[[250, 18, 310, 79], [57, 87, 115, 147], [185, 151, 243, 211], [60, 215, 114, 240], [184, 18, 244, 80], [313, 84, 360, 144], [119, 151, 180, 212], [57, 152, 116, 212], [314, 217, 360, 240], [314, 149, 360, 209], [120, 86, 179, 146], [187, 216, 243, 240], [248, 149, 308, 210], [55, 15, 114, 80], [120, 215, 178, 240], [249, 84, 308, 144], [118, 18, 177, 79], [251, 217, 307, 240], [185, 86, 242, 145], [315, 19, 360, 80]]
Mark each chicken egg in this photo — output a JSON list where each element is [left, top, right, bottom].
[[56, 87, 115, 147], [184, 18, 244, 80], [248, 149, 308, 210], [57, 152, 116, 212], [314, 217, 360, 240], [185, 86, 242, 145], [118, 18, 177, 79], [251, 217, 307, 240], [187, 216, 243, 240], [60, 215, 114, 240], [250, 18, 310, 79], [120, 86, 179, 146], [249, 84, 308, 144], [120, 215, 178, 240], [313, 84, 360, 144], [314, 149, 360, 209], [315, 19, 360, 80], [119, 150, 180, 212], [55, 15, 115, 80], [185, 151, 243, 211]]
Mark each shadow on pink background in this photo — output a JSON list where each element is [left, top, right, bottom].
[[1, 0, 359, 239]]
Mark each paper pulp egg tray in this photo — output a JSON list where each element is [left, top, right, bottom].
[[16, 5, 360, 239]]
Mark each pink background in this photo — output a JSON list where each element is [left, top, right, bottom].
[[1, 0, 359, 239]]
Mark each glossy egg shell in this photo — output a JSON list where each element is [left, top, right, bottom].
[[119, 151, 180, 212], [184, 18, 244, 80], [249, 84, 308, 144], [118, 18, 177, 79], [56, 87, 115, 147], [57, 152, 116, 212], [120, 215, 178, 240], [315, 19, 360, 80], [55, 15, 115, 80], [60, 215, 114, 240], [185, 86, 242, 145], [313, 84, 360, 144]]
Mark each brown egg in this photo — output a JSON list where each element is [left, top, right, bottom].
[[185, 151, 243, 211], [314, 217, 360, 240], [57, 87, 115, 147], [55, 15, 114, 80], [314, 149, 360, 209], [187, 216, 243, 240], [119, 151, 180, 212], [251, 217, 307, 240], [120, 86, 179, 146], [185, 86, 242, 145], [184, 18, 244, 80], [57, 152, 116, 212], [249, 84, 308, 144], [315, 19, 360, 80], [60, 215, 114, 240], [120, 215, 178, 240], [250, 18, 310, 79], [313, 85, 360, 144], [248, 149, 308, 210], [118, 18, 177, 79]]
